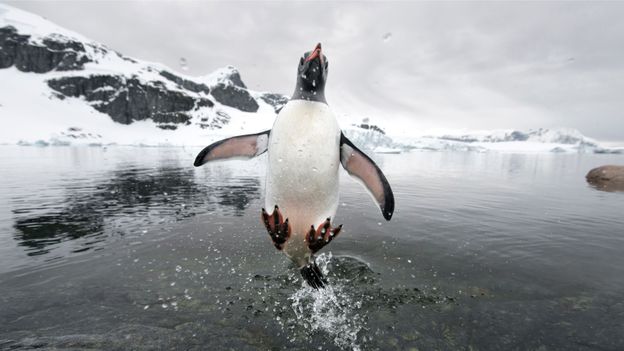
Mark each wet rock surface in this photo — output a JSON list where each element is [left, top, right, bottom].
[[586, 165, 624, 192]]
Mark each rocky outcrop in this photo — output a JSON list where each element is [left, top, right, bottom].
[[210, 83, 259, 112], [47, 75, 213, 126], [1, 19, 288, 129], [586, 165, 624, 192], [260, 93, 289, 113], [0, 26, 92, 72], [223, 68, 246, 89], [159, 70, 210, 94]]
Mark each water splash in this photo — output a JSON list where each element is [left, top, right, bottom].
[[282, 253, 366, 350]]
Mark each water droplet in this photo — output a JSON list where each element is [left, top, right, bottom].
[[179, 57, 189, 71], [278, 158, 283, 163], [312, 167, 318, 172]]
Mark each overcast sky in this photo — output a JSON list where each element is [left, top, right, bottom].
[[7, 1, 624, 141]]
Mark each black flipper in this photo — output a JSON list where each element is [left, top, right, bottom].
[[300, 260, 327, 289], [340, 132, 395, 220], [194, 130, 270, 166]]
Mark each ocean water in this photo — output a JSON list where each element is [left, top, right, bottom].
[[1, 145, 623, 350]]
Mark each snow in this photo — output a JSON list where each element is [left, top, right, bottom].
[[0, 4, 91, 43], [0, 4, 278, 147], [1, 3, 622, 155], [0, 67, 274, 147], [199, 65, 241, 86]]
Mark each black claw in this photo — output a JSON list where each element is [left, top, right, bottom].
[[261, 206, 290, 251]]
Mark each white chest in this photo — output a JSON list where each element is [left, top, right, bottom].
[[265, 100, 341, 234]]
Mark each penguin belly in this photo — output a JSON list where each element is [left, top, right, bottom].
[[265, 100, 341, 266]]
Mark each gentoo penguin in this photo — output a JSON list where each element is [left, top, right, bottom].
[[194, 43, 394, 288]]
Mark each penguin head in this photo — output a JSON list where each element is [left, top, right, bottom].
[[292, 43, 328, 103]]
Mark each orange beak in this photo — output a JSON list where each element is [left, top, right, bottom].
[[304, 43, 324, 65]]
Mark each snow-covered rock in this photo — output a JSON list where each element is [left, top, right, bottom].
[[0, 4, 287, 146], [1, 4, 622, 154]]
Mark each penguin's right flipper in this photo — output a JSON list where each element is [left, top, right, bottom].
[[340, 132, 395, 221], [194, 130, 270, 166]]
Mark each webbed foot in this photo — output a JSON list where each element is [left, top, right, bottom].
[[306, 217, 342, 254], [261, 205, 291, 251]]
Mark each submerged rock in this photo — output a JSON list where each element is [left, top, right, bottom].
[[586, 165, 624, 192]]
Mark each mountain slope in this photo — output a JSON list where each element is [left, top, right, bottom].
[[0, 4, 287, 146], [1, 4, 621, 154]]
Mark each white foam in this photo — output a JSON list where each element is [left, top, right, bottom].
[[284, 253, 365, 350]]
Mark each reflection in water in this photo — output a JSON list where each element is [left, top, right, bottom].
[[12, 166, 260, 256], [3, 148, 624, 350], [587, 180, 624, 192]]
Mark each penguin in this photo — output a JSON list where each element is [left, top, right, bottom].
[[194, 43, 394, 289]]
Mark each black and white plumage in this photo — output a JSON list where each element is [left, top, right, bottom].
[[194, 43, 394, 288]]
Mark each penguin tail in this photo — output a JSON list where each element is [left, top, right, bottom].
[[300, 261, 327, 289]]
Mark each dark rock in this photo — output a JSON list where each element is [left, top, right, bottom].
[[48, 75, 197, 125], [509, 131, 529, 141], [354, 123, 386, 135], [586, 165, 624, 192], [220, 67, 247, 88], [260, 93, 289, 113], [197, 111, 231, 130], [0, 26, 91, 72], [159, 70, 210, 94], [157, 124, 178, 130], [196, 98, 214, 109], [210, 83, 258, 112]]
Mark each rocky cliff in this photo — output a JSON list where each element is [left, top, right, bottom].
[[0, 6, 288, 131]]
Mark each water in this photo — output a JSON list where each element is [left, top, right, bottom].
[[1, 145, 623, 350]]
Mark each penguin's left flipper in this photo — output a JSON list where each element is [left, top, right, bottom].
[[340, 133, 395, 220], [194, 130, 270, 166]]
